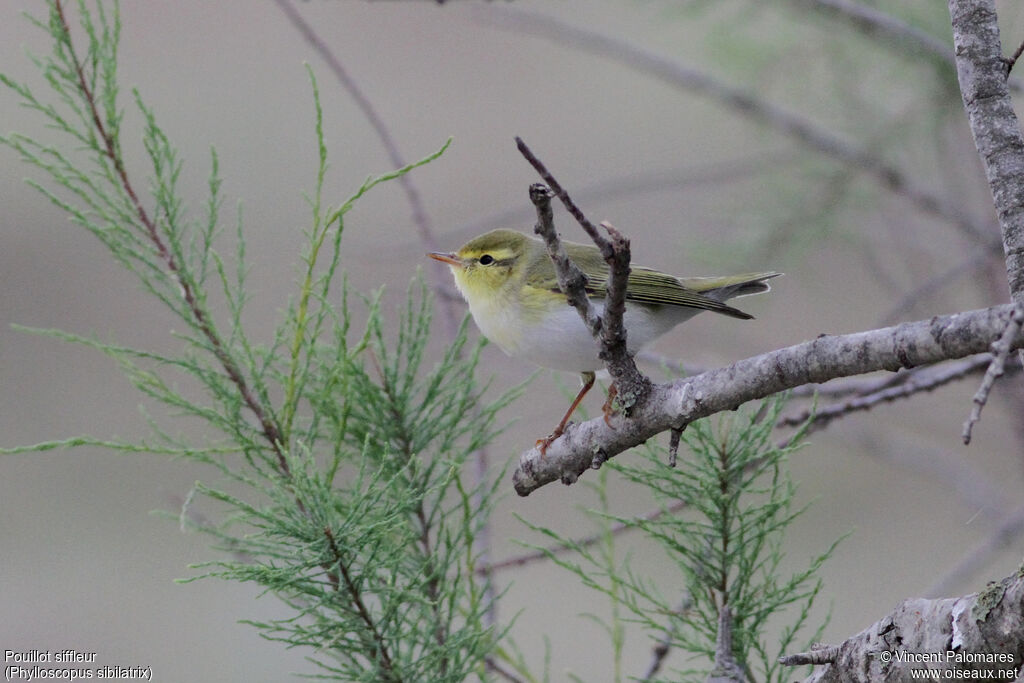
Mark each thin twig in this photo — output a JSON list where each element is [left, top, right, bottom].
[[324, 526, 399, 682], [668, 426, 683, 468], [856, 432, 1010, 523], [797, 0, 952, 65], [778, 354, 997, 431], [963, 305, 1023, 444], [516, 140, 609, 254], [517, 138, 650, 401], [522, 182, 604, 335], [878, 243, 998, 325], [779, 643, 840, 667], [272, 0, 458, 335], [1005, 36, 1024, 76], [448, 151, 799, 246]]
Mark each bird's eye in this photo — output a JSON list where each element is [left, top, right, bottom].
[[479, 254, 494, 265]]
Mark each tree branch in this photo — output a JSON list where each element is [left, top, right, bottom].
[[514, 304, 1020, 495], [783, 568, 1024, 682], [963, 306, 1024, 443], [949, 0, 1024, 305], [777, 354, 998, 432], [949, 0, 1024, 443]]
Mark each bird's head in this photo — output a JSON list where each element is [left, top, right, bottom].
[[428, 229, 536, 304]]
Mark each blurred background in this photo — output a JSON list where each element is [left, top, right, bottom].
[[2, 1, 1023, 680]]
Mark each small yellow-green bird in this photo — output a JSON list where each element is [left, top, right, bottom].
[[428, 229, 778, 449]]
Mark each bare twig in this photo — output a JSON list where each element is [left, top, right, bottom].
[[878, 243, 999, 326], [668, 426, 683, 468], [448, 151, 799, 246], [779, 644, 840, 667], [484, 658, 527, 683], [963, 305, 1024, 443], [856, 432, 1010, 524], [516, 141, 610, 254], [273, 0, 501, 629], [778, 354, 996, 431], [522, 182, 604, 338], [796, 0, 954, 69], [480, 7, 991, 242], [1005, 37, 1024, 76], [517, 137, 650, 407]]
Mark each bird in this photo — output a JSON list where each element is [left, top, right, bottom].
[[428, 228, 778, 451]]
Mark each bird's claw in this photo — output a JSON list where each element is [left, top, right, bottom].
[[536, 427, 564, 456], [602, 383, 618, 429]]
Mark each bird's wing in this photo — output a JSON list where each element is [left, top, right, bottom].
[[535, 258, 758, 320]]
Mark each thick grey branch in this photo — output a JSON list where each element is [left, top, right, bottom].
[[949, 0, 1024, 305], [513, 304, 1019, 496], [949, 0, 1024, 443], [785, 568, 1024, 682]]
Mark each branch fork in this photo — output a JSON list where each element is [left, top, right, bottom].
[[517, 138, 652, 436]]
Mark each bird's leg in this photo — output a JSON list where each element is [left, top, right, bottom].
[[602, 382, 618, 428], [537, 371, 595, 455]]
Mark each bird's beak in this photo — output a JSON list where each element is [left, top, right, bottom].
[[428, 251, 462, 268]]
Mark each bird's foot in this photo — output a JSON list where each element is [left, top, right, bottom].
[[535, 433, 555, 456], [602, 383, 618, 428]]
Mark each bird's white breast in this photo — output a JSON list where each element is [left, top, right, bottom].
[[472, 298, 701, 373]]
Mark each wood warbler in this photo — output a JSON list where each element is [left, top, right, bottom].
[[428, 229, 778, 449]]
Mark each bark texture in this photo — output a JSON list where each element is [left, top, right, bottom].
[[514, 304, 1018, 495], [795, 569, 1024, 682], [950, 0, 1024, 305]]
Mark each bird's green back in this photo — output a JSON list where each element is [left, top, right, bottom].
[[527, 238, 777, 320]]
